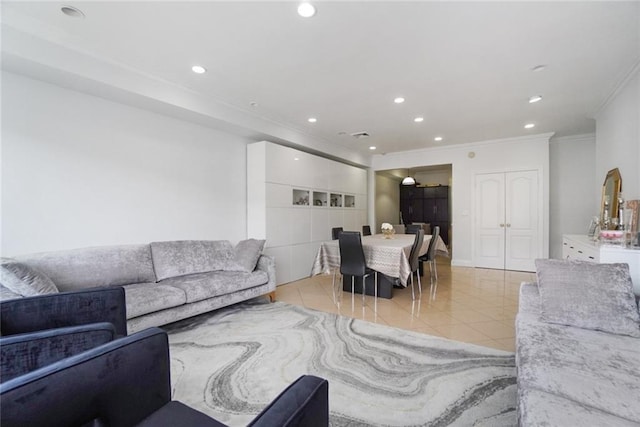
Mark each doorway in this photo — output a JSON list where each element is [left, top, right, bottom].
[[474, 170, 541, 271], [375, 164, 452, 246]]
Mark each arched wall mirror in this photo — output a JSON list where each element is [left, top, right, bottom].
[[601, 168, 622, 228]]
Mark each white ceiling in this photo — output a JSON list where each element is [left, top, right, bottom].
[[2, 1, 639, 158]]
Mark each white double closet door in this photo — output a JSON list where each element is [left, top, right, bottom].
[[474, 170, 541, 272]]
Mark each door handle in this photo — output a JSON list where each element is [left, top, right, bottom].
[[499, 223, 505, 227], [506, 223, 511, 227]]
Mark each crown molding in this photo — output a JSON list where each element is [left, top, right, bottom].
[[374, 132, 555, 161], [593, 58, 640, 118], [550, 133, 596, 145]]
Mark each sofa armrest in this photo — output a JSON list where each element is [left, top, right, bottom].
[[0, 287, 127, 337], [0, 328, 171, 427], [248, 375, 329, 427], [256, 255, 276, 289], [0, 322, 116, 382]]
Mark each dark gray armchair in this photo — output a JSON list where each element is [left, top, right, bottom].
[[0, 287, 127, 382], [0, 286, 127, 336], [0, 327, 329, 427]]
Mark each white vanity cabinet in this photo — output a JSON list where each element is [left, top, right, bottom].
[[562, 235, 599, 261], [562, 234, 640, 294]]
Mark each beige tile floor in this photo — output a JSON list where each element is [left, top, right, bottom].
[[276, 258, 535, 352]]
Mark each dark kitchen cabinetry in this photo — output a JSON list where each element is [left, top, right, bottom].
[[400, 185, 450, 245]]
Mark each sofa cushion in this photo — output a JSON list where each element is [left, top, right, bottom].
[[124, 283, 187, 319], [516, 308, 640, 422], [0, 258, 59, 297], [225, 239, 266, 272], [136, 401, 225, 427], [16, 245, 156, 292], [150, 241, 233, 281], [535, 259, 640, 337], [160, 270, 269, 303], [519, 387, 639, 426]]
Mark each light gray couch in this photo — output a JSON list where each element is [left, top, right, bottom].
[[7, 240, 276, 334], [516, 282, 640, 426]]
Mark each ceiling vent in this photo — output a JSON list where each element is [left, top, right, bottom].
[[350, 131, 370, 139]]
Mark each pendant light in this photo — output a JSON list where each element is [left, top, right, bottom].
[[402, 169, 416, 186]]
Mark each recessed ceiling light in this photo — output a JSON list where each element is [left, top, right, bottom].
[[369, 146, 377, 150], [308, 117, 317, 123], [529, 95, 543, 103], [61, 5, 85, 18], [294, 157, 300, 161], [414, 117, 424, 123], [524, 123, 535, 129], [531, 65, 546, 72], [394, 97, 405, 104], [191, 65, 206, 74], [434, 136, 443, 142], [297, 2, 316, 18]]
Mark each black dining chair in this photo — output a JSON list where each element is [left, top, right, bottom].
[[330, 227, 344, 298], [331, 227, 343, 240], [419, 226, 440, 282], [338, 232, 378, 308], [407, 229, 424, 300], [405, 224, 421, 235], [362, 225, 372, 236]]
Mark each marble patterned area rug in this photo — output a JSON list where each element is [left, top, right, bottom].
[[165, 300, 517, 427]]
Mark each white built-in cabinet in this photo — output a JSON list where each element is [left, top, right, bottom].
[[474, 170, 542, 272], [247, 141, 368, 285]]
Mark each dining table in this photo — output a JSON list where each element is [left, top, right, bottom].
[[311, 233, 449, 298]]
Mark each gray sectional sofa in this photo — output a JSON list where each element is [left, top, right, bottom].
[[516, 260, 640, 426], [2, 240, 276, 333]]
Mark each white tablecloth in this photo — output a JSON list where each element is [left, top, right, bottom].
[[311, 234, 448, 286]]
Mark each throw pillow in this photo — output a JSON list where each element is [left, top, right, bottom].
[[535, 259, 640, 337], [225, 239, 266, 273], [0, 258, 59, 297]]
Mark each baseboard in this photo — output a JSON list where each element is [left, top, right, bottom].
[[450, 259, 474, 267]]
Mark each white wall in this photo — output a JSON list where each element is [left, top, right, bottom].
[[595, 67, 639, 202], [372, 134, 551, 267], [2, 24, 370, 168], [374, 174, 400, 231], [1, 72, 251, 255], [549, 134, 596, 259]]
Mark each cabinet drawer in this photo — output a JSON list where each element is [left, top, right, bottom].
[[562, 238, 598, 262], [573, 247, 598, 262]]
